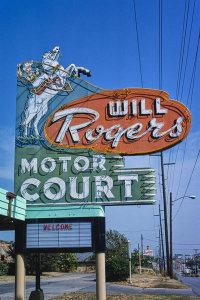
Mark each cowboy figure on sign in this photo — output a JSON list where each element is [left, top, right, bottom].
[[18, 46, 91, 138]]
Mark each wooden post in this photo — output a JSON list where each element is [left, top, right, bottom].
[[138, 244, 141, 274], [161, 151, 170, 276], [159, 204, 166, 273], [170, 192, 173, 278]]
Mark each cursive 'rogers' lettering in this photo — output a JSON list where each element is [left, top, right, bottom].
[[51, 108, 183, 148], [52, 108, 99, 143]]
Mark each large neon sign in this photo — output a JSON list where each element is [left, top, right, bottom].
[[44, 89, 191, 155]]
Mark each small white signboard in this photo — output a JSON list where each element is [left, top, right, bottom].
[[26, 222, 92, 249], [143, 249, 153, 256]]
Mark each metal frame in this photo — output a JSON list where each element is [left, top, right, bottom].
[[23, 217, 105, 254]]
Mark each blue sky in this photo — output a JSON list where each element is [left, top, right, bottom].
[[0, 0, 200, 256]]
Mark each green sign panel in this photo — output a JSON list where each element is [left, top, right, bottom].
[[15, 146, 155, 206]]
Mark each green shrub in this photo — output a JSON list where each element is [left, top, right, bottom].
[[106, 255, 129, 282], [58, 253, 78, 272], [25, 253, 78, 274], [8, 262, 15, 275], [0, 261, 9, 275]]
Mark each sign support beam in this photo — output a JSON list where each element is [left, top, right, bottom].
[[15, 253, 25, 300], [36, 253, 42, 291], [96, 252, 106, 300], [28, 253, 44, 300], [15, 223, 26, 300]]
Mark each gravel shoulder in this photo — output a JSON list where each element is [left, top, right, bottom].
[[51, 293, 200, 300], [113, 273, 189, 289]]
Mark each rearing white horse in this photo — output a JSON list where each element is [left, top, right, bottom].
[[20, 46, 91, 137]]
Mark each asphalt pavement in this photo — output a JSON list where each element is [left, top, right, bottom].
[[177, 273, 200, 296], [0, 273, 197, 300]]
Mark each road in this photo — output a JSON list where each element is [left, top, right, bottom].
[[177, 273, 200, 296], [0, 273, 196, 300]]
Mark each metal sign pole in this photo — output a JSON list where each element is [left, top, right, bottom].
[[29, 253, 44, 300], [127, 240, 132, 283], [36, 253, 41, 291], [129, 259, 132, 284]]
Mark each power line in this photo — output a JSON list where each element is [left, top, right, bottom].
[[187, 29, 200, 109], [173, 149, 200, 220], [174, 243, 200, 245], [180, 0, 196, 99], [176, 0, 191, 99], [117, 229, 157, 232], [173, 248, 199, 251], [175, 139, 188, 200], [133, 0, 143, 87], [159, 0, 163, 90], [166, 0, 192, 197], [168, 24, 199, 200], [171, 28, 200, 198]]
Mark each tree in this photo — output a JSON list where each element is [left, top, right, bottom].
[[57, 253, 78, 272], [186, 258, 195, 270], [106, 230, 128, 258], [8, 241, 15, 260], [26, 253, 78, 274], [131, 248, 154, 270], [6, 241, 78, 274], [41, 253, 60, 273], [106, 255, 129, 281], [0, 261, 9, 275], [186, 256, 200, 274], [26, 253, 38, 275], [105, 230, 129, 281]]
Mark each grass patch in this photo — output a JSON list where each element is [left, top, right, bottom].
[[113, 274, 189, 289], [50, 293, 200, 300], [0, 272, 69, 282], [153, 283, 187, 289]]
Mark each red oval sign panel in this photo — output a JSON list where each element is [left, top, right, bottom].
[[44, 88, 191, 155]]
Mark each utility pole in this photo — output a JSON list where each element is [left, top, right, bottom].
[[159, 204, 165, 273], [170, 192, 173, 278], [169, 193, 195, 278], [194, 249, 198, 275], [138, 243, 141, 274], [160, 151, 170, 276], [141, 234, 143, 256], [159, 229, 162, 273]]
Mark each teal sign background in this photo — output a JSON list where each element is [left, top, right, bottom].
[[15, 146, 155, 205], [14, 47, 156, 218]]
